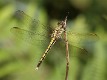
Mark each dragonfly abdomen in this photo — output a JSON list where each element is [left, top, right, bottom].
[[36, 37, 56, 70]]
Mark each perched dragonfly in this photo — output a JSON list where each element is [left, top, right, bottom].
[[11, 10, 99, 71]]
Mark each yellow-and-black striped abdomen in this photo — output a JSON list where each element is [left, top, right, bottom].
[[36, 37, 56, 70]]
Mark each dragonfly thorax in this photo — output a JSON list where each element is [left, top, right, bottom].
[[51, 24, 65, 39], [51, 19, 67, 39], [57, 21, 66, 28]]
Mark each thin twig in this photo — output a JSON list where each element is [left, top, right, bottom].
[[64, 29, 69, 80]]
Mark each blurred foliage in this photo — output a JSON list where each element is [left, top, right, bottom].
[[0, 0, 107, 80]]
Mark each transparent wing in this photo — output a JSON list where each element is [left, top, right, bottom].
[[67, 32, 99, 43], [14, 10, 51, 34], [10, 27, 49, 46], [11, 10, 53, 46], [67, 32, 99, 52]]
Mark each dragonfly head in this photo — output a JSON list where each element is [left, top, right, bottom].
[[57, 21, 64, 26], [57, 20, 67, 27]]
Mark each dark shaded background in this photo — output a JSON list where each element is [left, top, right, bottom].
[[0, 0, 107, 80]]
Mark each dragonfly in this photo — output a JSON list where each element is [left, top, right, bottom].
[[11, 10, 99, 77]]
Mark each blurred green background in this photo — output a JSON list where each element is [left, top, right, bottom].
[[0, 0, 107, 80]]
